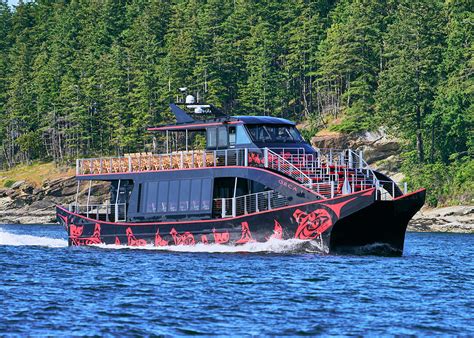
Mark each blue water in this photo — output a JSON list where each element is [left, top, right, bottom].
[[0, 224, 473, 336]]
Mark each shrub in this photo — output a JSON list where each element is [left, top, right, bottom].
[[3, 179, 15, 188]]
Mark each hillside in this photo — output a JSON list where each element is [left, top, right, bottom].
[[0, 0, 472, 207]]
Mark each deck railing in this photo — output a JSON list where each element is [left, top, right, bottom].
[[76, 147, 406, 200], [213, 190, 289, 218], [69, 202, 127, 222]]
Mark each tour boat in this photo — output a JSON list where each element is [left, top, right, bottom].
[[56, 98, 425, 255]]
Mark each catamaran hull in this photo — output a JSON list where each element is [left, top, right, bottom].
[[329, 189, 426, 255], [56, 188, 425, 255]]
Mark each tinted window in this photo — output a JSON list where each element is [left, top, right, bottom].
[[217, 126, 228, 148], [157, 181, 169, 212], [246, 125, 303, 143], [190, 179, 201, 211], [168, 180, 179, 212], [229, 127, 236, 146], [201, 178, 212, 210], [179, 180, 191, 211], [207, 128, 217, 148], [145, 182, 158, 213], [236, 125, 252, 144]]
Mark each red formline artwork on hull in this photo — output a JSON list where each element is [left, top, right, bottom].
[[293, 208, 332, 240], [155, 229, 169, 247], [213, 228, 230, 244], [292, 197, 358, 240], [170, 228, 195, 245], [266, 220, 283, 240], [126, 227, 147, 246], [236, 222, 256, 244], [62, 191, 370, 247], [70, 223, 102, 245]]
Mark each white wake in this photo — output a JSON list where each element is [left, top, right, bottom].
[[0, 228, 68, 248], [93, 238, 326, 254], [0, 227, 325, 253]]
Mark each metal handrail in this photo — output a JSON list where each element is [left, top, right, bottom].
[[69, 202, 127, 222], [264, 148, 313, 187], [75, 147, 408, 200], [213, 190, 288, 218]]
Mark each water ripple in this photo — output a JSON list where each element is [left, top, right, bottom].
[[0, 225, 473, 335]]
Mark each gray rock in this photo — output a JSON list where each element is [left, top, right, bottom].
[[10, 180, 25, 189]]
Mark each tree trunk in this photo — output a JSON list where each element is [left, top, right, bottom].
[[416, 105, 424, 163]]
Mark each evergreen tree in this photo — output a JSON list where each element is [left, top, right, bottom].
[[317, 0, 394, 131], [376, 0, 445, 163], [433, 0, 473, 163], [240, 18, 282, 116]]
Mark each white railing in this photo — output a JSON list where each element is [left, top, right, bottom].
[[264, 148, 314, 187], [76, 149, 255, 175], [75, 147, 408, 200], [69, 202, 127, 222], [213, 190, 288, 218], [76, 148, 314, 188], [376, 180, 407, 200]]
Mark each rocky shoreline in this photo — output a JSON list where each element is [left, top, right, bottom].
[[408, 206, 473, 233], [0, 176, 472, 233], [0, 176, 77, 225]]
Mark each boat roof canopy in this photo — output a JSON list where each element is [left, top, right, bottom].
[[232, 116, 295, 126], [148, 104, 296, 132]]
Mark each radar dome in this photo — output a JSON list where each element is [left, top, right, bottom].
[[185, 95, 195, 104]]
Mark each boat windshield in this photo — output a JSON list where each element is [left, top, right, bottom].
[[246, 124, 303, 143]]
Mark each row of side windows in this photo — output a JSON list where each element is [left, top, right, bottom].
[[141, 178, 212, 214]]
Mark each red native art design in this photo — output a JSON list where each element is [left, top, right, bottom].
[[154, 229, 169, 247], [267, 220, 283, 240], [70, 224, 84, 238], [70, 223, 102, 245], [201, 234, 209, 244], [126, 227, 147, 246], [213, 228, 230, 244], [320, 197, 357, 218], [170, 228, 195, 246], [58, 214, 68, 226], [293, 209, 332, 240], [115, 236, 121, 245], [236, 222, 255, 244]]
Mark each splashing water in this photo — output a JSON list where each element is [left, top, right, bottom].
[[0, 227, 325, 253], [0, 228, 68, 248], [93, 238, 328, 254]]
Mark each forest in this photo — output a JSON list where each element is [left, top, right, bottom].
[[0, 0, 472, 206]]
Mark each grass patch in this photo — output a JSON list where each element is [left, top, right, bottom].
[[0, 162, 75, 188]]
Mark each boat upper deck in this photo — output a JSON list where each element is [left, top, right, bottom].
[[75, 147, 404, 200]]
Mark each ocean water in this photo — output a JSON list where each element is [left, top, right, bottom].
[[0, 224, 473, 336]]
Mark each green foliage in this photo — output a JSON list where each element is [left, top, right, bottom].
[[3, 179, 15, 188], [0, 0, 471, 205], [404, 157, 474, 207], [376, 0, 445, 163]]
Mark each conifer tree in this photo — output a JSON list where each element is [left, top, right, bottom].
[[317, 0, 394, 131], [376, 0, 445, 163], [433, 0, 473, 163]]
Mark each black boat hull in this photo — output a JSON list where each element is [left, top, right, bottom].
[[56, 188, 425, 255], [329, 189, 426, 255]]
